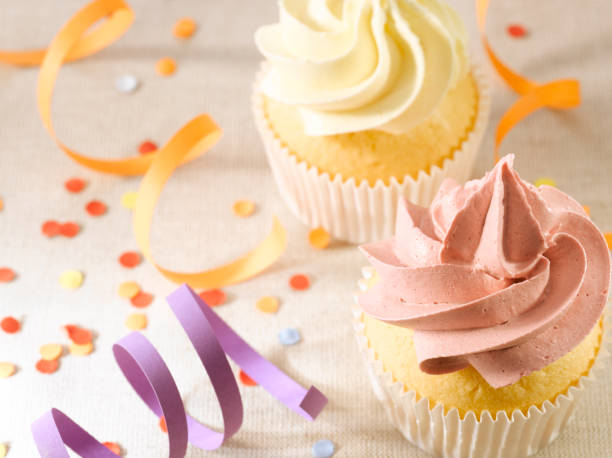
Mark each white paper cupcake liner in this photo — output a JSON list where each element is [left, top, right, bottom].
[[252, 62, 491, 244], [352, 268, 610, 458]]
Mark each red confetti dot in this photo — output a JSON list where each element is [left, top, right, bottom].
[[64, 178, 86, 193], [0, 267, 16, 283], [59, 222, 80, 237], [36, 359, 59, 374], [198, 289, 226, 307], [239, 369, 258, 386], [139, 140, 157, 155], [64, 325, 93, 345], [507, 24, 527, 38], [42, 220, 61, 237], [85, 200, 107, 216], [119, 251, 141, 268], [103, 442, 121, 455], [159, 416, 167, 433], [130, 291, 153, 308], [289, 274, 310, 291], [1, 316, 20, 334]]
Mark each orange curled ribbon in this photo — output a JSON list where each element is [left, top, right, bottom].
[[0, 0, 287, 288], [476, 0, 581, 162]]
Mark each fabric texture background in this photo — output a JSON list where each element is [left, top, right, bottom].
[[0, 1, 610, 456]]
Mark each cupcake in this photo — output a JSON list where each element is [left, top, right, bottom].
[[253, 0, 490, 243], [354, 155, 610, 457]]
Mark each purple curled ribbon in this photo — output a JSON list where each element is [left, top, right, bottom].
[[31, 285, 328, 457]]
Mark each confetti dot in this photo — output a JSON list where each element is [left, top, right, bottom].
[[120, 191, 138, 209], [0, 362, 16, 378], [59, 222, 80, 237], [119, 251, 141, 268], [289, 274, 310, 291], [256, 295, 279, 314], [0, 443, 6, 458], [159, 416, 168, 433], [125, 313, 147, 330], [0, 267, 16, 283], [534, 177, 556, 188], [36, 359, 59, 374], [86, 200, 107, 216], [239, 369, 258, 386], [232, 199, 255, 217], [40, 344, 63, 361], [130, 291, 153, 308], [605, 232, 612, 250], [64, 178, 86, 193], [59, 270, 84, 290], [103, 442, 121, 455], [42, 220, 61, 237], [173, 17, 197, 39], [198, 289, 226, 307], [118, 281, 140, 299], [278, 327, 301, 346], [312, 439, 335, 458], [309, 227, 331, 249], [69, 342, 94, 356], [138, 140, 157, 155], [156, 57, 176, 76], [583, 205, 591, 217], [115, 74, 139, 93], [1, 317, 20, 334], [65, 325, 92, 345], [0, 197, 3, 212], [507, 24, 527, 38]]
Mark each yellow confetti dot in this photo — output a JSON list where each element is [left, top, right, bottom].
[[0, 362, 16, 379], [125, 313, 148, 330], [173, 17, 197, 39], [69, 342, 93, 356], [0, 443, 7, 458], [232, 200, 255, 217], [118, 281, 140, 299], [255, 295, 280, 314], [120, 191, 138, 209], [308, 227, 331, 249], [156, 57, 176, 76], [39, 344, 63, 361], [59, 270, 84, 290], [534, 177, 556, 188], [605, 232, 612, 250]]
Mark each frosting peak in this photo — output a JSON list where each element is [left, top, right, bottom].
[[359, 155, 610, 387], [255, 0, 469, 135]]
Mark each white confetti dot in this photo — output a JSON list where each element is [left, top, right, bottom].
[[115, 74, 140, 93]]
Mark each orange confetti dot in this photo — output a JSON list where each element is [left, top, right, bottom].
[[605, 232, 612, 250], [125, 313, 147, 330], [1, 316, 20, 334], [119, 251, 141, 268], [198, 289, 226, 307], [60, 222, 80, 238], [159, 416, 168, 433], [308, 227, 331, 249], [507, 24, 527, 38], [0, 362, 16, 378], [103, 442, 121, 455], [138, 140, 157, 155], [36, 359, 59, 374], [232, 200, 255, 217], [289, 274, 310, 291], [65, 325, 93, 345], [0, 197, 3, 212], [86, 200, 107, 216], [0, 267, 16, 283], [69, 342, 94, 356], [64, 178, 86, 193], [118, 281, 140, 299], [239, 369, 258, 386], [582, 205, 590, 217], [40, 343, 63, 361], [255, 295, 279, 314], [173, 17, 197, 39], [156, 57, 176, 76], [131, 291, 154, 308], [42, 220, 61, 237]]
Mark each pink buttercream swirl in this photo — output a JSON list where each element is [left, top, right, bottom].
[[359, 155, 610, 387]]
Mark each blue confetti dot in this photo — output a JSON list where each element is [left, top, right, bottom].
[[312, 439, 335, 458], [278, 327, 301, 346]]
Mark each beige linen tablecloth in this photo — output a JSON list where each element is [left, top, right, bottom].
[[0, 1, 610, 456]]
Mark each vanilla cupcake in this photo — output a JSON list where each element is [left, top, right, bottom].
[[253, 0, 490, 243], [354, 155, 610, 457]]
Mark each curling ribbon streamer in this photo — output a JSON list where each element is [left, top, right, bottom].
[[31, 285, 328, 457], [476, 0, 581, 162], [0, 0, 287, 288]]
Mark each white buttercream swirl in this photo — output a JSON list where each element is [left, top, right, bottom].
[[255, 0, 469, 135]]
